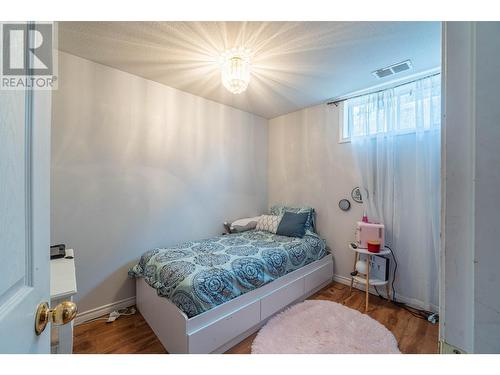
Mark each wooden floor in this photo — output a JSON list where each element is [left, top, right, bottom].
[[73, 281, 439, 354]]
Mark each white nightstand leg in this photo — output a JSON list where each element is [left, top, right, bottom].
[[365, 255, 370, 312], [349, 252, 358, 294], [386, 283, 391, 302]]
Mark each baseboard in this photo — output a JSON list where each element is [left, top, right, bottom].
[[333, 274, 439, 313], [74, 296, 136, 326]]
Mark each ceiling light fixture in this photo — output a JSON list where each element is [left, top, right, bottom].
[[220, 47, 252, 94]]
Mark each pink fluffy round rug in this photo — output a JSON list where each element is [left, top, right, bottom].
[[251, 300, 400, 354]]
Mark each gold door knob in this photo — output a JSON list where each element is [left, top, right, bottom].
[[35, 301, 78, 335]]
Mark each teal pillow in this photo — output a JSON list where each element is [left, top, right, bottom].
[[276, 211, 309, 238], [270, 205, 315, 232]]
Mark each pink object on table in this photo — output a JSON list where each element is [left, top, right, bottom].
[[355, 221, 385, 249]]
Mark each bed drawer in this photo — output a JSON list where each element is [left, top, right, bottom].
[[188, 300, 260, 354], [304, 261, 333, 291], [260, 278, 305, 321]]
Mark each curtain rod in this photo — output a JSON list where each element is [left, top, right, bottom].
[[326, 71, 441, 107]]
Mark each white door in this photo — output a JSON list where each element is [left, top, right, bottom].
[[0, 24, 52, 353]]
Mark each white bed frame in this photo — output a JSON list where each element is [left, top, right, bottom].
[[136, 253, 333, 354]]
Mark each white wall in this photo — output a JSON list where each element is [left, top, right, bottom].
[[442, 22, 500, 353], [268, 104, 364, 281], [440, 22, 475, 353], [51, 52, 268, 313], [473, 21, 500, 354]]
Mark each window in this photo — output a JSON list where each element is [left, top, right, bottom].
[[339, 74, 441, 142]]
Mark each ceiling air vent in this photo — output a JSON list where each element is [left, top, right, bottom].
[[372, 60, 413, 79]]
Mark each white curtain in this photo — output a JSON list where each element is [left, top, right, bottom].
[[349, 75, 441, 310]]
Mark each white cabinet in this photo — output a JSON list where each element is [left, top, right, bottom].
[[50, 248, 77, 354]]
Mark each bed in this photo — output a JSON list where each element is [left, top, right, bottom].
[[130, 212, 334, 353]]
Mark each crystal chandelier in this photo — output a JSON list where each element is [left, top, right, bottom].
[[220, 48, 252, 94]]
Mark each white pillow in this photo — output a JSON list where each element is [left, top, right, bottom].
[[256, 214, 282, 234], [230, 216, 261, 233]]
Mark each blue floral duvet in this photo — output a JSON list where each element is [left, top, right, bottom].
[[129, 230, 327, 318]]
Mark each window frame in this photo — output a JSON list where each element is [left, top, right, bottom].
[[338, 73, 441, 143], [338, 102, 351, 143]]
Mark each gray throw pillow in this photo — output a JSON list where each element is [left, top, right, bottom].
[[276, 211, 309, 238]]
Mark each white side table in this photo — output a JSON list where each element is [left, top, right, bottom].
[[348, 243, 390, 312], [50, 248, 77, 354]]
